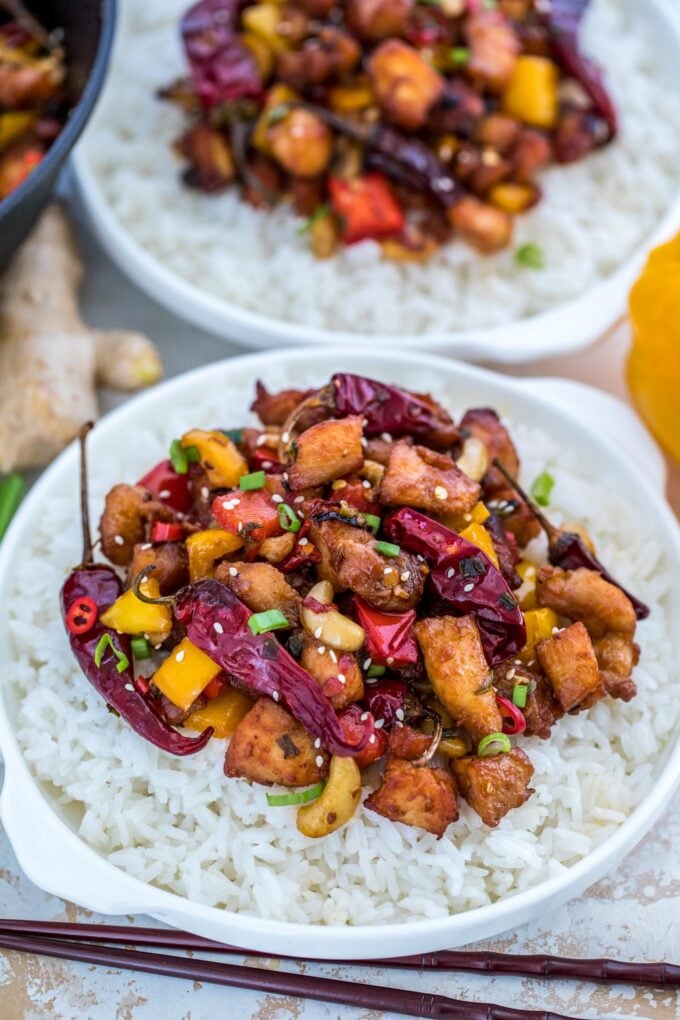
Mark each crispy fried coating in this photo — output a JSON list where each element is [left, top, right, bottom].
[[215, 561, 301, 625], [100, 484, 175, 566], [379, 441, 480, 516], [452, 748, 534, 827], [225, 698, 329, 787], [536, 621, 603, 711], [365, 758, 459, 837]]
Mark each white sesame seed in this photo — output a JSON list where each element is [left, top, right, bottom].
[[315, 754, 324, 767], [400, 571, 410, 581], [337, 673, 346, 683], [223, 500, 233, 510], [317, 646, 325, 655], [201, 487, 210, 500], [383, 567, 394, 575], [272, 691, 280, 702], [299, 537, 309, 546], [314, 738, 321, 748], [386, 656, 394, 665], [369, 734, 377, 744], [505, 668, 516, 680], [363, 658, 371, 670], [464, 582, 474, 592], [229, 567, 238, 577], [551, 626, 560, 635], [272, 494, 283, 503], [361, 437, 368, 448], [514, 659, 522, 665], [375, 719, 385, 729], [314, 627, 322, 639], [298, 511, 305, 519], [237, 523, 243, 533], [159, 489, 171, 499], [362, 480, 371, 489], [232, 498, 240, 506], [447, 567, 455, 578], [176, 650, 185, 663], [282, 472, 289, 482], [464, 513, 472, 522], [366, 678, 378, 685], [141, 543, 152, 551], [125, 683, 134, 692], [256, 434, 268, 446], [262, 461, 272, 470], [294, 496, 304, 504], [213, 622, 224, 634], [114, 534, 124, 546], [329, 650, 337, 663], [381, 432, 392, 442], [282, 432, 290, 443], [360, 712, 369, 721], [395, 708, 405, 721], [434, 486, 448, 501]]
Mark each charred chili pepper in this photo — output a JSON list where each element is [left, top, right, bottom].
[[171, 578, 372, 756], [384, 507, 527, 665], [337, 705, 387, 769], [181, 0, 262, 109], [484, 512, 521, 590], [354, 597, 418, 667], [543, 0, 617, 138], [362, 680, 409, 729], [492, 459, 650, 621], [61, 426, 213, 757], [331, 373, 459, 445]]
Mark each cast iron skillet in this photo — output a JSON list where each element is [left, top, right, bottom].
[[0, 0, 117, 268]]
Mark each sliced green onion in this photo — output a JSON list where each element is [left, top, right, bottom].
[[450, 46, 470, 65], [248, 609, 289, 635], [375, 541, 400, 558], [169, 438, 189, 474], [131, 636, 151, 661], [0, 474, 24, 542], [184, 445, 200, 464], [362, 512, 381, 535], [221, 428, 244, 445], [297, 204, 329, 236], [477, 732, 512, 757], [515, 242, 545, 270], [278, 503, 301, 533], [94, 634, 130, 674], [266, 781, 325, 807], [512, 684, 528, 709], [366, 665, 386, 678], [530, 471, 554, 508], [239, 470, 266, 491]]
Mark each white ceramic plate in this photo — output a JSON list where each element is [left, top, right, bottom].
[[71, 0, 680, 362], [0, 349, 678, 959]]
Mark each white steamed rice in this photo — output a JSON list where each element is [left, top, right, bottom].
[[5, 369, 678, 925], [80, 0, 680, 336]]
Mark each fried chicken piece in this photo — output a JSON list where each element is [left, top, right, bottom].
[[225, 698, 329, 787], [299, 638, 364, 709], [379, 441, 481, 516], [448, 196, 513, 254], [348, 0, 414, 41], [452, 748, 534, 827], [368, 39, 444, 130], [459, 407, 519, 495], [0, 53, 63, 109], [277, 27, 360, 89], [288, 416, 364, 489], [415, 616, 503, 742], [215, 561, 301, 626], [511, 128, 551, 184], [310, 516, 425, 611], [523, 675, 564, 739], [387, 723, 432, 761], [536, 566, 636, 640], [175, 122, 234, 192], [251, 381, 314, 427], [465, 9, 520, 93], [428, 79, 486, 136], [535, 621, 603, 712], [99, 484, 175, 567], [127, 541, 189, 596], [594, 634, 638, 702], [365, 758, 459, 838]]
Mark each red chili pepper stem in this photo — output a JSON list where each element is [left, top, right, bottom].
[[132, 567, 176, 607], [278, 385, 335, 465], [78, 422, 96, 566], [491, 458, 556, 539], [411, 717, 443, 768]]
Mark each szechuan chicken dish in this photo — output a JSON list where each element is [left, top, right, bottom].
[[62, 374, 648, 840], [161, 0, 617, 260], [0, 2, 67, 200]]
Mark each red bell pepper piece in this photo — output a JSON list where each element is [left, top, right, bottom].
[[337, 478, 380, 516], [337, 705, 387, 769], [354, 596, 419, 667], [212, 489, 282, 542], [150, 522, 185, 543], [328, 173, 405, 245], [138, 459, 192, 514], [249, 447, 284, 474]]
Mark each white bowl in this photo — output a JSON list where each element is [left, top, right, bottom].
[[71, 0, 680, 363], [0, 348, 678, 959]]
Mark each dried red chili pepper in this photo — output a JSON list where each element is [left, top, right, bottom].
[[173, 579, 372, 756], [384, 507, 527, 666], [181, 0, 262, 109], [331, 373, 458, 446], [280, 520, 321, 573], [362, 680, 409, 729], [492, 459, 650, 621], [354, 597, 418, 667], [337, 705, 387, 769], [61, 426, 213, 757], [138, 459, 192, 514]]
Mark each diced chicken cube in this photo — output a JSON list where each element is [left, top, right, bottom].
[[365, 758, 459, 838], [99, 484, 175, 566], [379, 441, 481, 516], [127, 541, 189, 596], [451, 748, 534, 827], [368, 40, 444, 130], [225, 698, 329, 786], [288, 416, 364, 489], [536, 566, 636, 640], [215, 561, 301, 626], [465, 9, 519, 93], [535, 621, 603, 711]]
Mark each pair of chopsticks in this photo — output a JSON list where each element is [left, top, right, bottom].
[[0, 920, 676, 1020]]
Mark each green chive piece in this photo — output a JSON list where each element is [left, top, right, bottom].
[[375, 540, 400, 558], [94, 634, 130, 674], [366, 665, 386, 678], [450, 46, 470, 65], [530, 471, 555, 507], [297, 204, 329, 236], [239, 470, 266, 491], [131, 636, 151, 661], [221, 429, 244, 445], [184, 445, 200, 464], [169, 438, 189, 475], [248, 609, 289, 635], [477, 732, 512, 757], [278, 502, 301, 533], [362, 512, 381, 535], [266, 781, 325, 807], [515, 242, 545, 270], [0, 474, 24, 542], [483, 0, 498, 8], [512, 684, 528, 709]]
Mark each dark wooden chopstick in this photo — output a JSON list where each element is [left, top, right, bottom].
[[0, 931, 582, 1020], [0, 920, 677, 987]]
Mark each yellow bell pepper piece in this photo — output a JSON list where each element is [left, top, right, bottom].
[[241, 3, 289, 53], [488, 182, 535, 215], [181, 429, 247, 489], [521, 607, 559, 663], [0, 111, 36, 151], [515, 559, 538, 610], [329, 84, 375, 113], [187, 528, 243, 582], [502, 55, 559, 129], [459, 522, 499, 567], [185, 687, 254, 738], [241, 31, 274, 78], [152, 637, 221, 712], [252, 83, 298, 154], [439, 501, 490, 532], [100, 577, 172, 642]]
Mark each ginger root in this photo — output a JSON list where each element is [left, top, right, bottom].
[[0, 203, 163, 472]]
